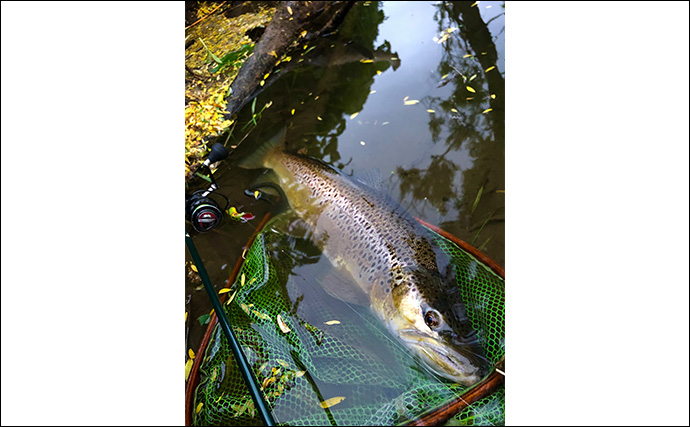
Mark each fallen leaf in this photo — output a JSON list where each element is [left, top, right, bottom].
[[324, 320, 341, 325], [291, 109, 295, 115], [320, 396, 346, 408], [218, 288, 231, 294], [276, 359, 290, 368], [190, 264, 198, 272], [404, 100, 420, 105], [262, 376, 276, 388], [376, 70, 382, 75], [350, 112, 359, 120], [185, 358, 194, 381], [463, 54, 473, 58], [277, 314, 292, 333], [466, 86, 476, 93], [485, 65, 496, 72], [241, 273, 246, 287], [427, 109, 436, 113], [300, 30, 307, 38], [287, 6, 292, 14], [269, 50, 277, 58], [491, 94, 496, 99], [359, 59, 374, 63], [482, 108, 493, 114], [254, 190, 260, 199], [294, 370, 306, 378], [360, 141, 366, 146], [189, 348, 195, 359], [196, 402, 203, 414]]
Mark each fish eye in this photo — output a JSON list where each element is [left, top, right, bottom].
[[424, 309, 441, 329]]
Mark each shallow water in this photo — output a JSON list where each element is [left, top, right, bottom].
[[186, 1, 505, 421]]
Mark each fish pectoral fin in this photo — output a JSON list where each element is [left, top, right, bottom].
[[318, 268, 370, 307]]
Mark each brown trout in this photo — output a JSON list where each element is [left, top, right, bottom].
[[240, 129, 489, 386]]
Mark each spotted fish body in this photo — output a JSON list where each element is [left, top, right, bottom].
[[243, 133, 488, 385]]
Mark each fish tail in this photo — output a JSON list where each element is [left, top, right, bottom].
[[236, 127, 286, 169]]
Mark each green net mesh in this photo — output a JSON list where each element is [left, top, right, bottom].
[[192, 225, 505, 426]]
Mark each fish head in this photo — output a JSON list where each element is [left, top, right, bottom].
[[387, 268, 490, 386]]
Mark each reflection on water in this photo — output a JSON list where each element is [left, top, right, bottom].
[[186, 1, 505, 422]]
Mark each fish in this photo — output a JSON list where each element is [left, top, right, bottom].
[[238, 128, 489, 386]]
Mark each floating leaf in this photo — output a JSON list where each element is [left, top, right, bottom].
[[185, 358, 194, 381], [317, 116, 322, 121], [485, 65, 496, 72], [469, 74, 477, 81], [241, 273, 246, 287], [482, 108, 493, 114], [277, 314, 291, 333], [218, 288, 231, 294], [269, 50, 277, 58], [185, 311, 188, 322], [276, 359, 290, 368], [300, 30, 307, 38], [294, 370, 306, 378], [466, 86, 476, 93], [471, 186, 484, 215], [320, 396, 346, 408], [491, 94, 496, 99], [376, 70, 382, 75], [252, 310, 272, 321], [254, 190, 260, 199], [463, 54, 473, 58], [359, 59, 374, 63], [287, 6, 292, 14], [350, 112, 359, 120], [198, 314, 211, 325], [291, 109, 295, 115], [370, 90, 376, 94], [404, 100, 420, 105], [196, 402, 203, 414], [260, 80, 265, 87], [451, 108, 459, 113], [189, 348, 195, 359], [360, 141, 366, 146], [190, 264, 198, 273], [262, 376, 276, 388], [427, 109, 436, 113], [324, 320, 341, 325]]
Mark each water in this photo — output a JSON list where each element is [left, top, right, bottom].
[[186, 1, 505, 422]]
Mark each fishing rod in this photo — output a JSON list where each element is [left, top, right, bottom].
[[185, 144, 277, 426]]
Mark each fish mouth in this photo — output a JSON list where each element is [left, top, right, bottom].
[[399, 328, 488, 386]]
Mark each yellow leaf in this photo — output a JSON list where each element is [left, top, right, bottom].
[[482, 108, 493, 114], [376, 70, 382, 75], [190, 264, 198, 272], [324, 320, 341, 325], [320, 396, 346, 408], [262, 376, 276, 388], [241, 273, 246, 287], [196, 402, 203, 414], [491, 94, 496, 99], [189, 348, 195, 359], [469, 74, 477, 81], [209, 309, 214, 316], [359, 59, 374, 63], [269, 50, 277, 58], [254, 190, 260, 199], [350, 112, 359, 120], [466, 86, 476, 93], [317, 116, 322, 121], [294, 370, 306, 378], [360, 141, 366, 146], [264, 73, 270, 80], [451, 108, 459, 113], [441, 74, 449, 79], [260, 80, 265, 87], [463, 54, 473, 58], [287, 6, 292, 14], [485, 65, 496, 72], [218, 288, 231, 294], [300, 30, 307, 38], [427, 109, 436, 113], [277, 359, 290, 368], [291, 109, 295, 115], [403, 96, 409, 102], [496, 190, 505, 193], [471, 2, 478, 7], [277, 314, 292, 333], [369, 90, 376, 94], [185, 358, 194, 381], [282, 56, 292, 63], [185, 311, 188, 322], [404, 100, 420, 105]]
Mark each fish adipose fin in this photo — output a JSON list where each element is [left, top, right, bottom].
[[237, 126, 287, 169]]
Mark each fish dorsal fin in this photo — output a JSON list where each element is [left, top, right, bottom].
[[356, 168, 387, 192]]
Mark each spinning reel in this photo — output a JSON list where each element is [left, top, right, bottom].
[[185, 144, 230, 232]]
